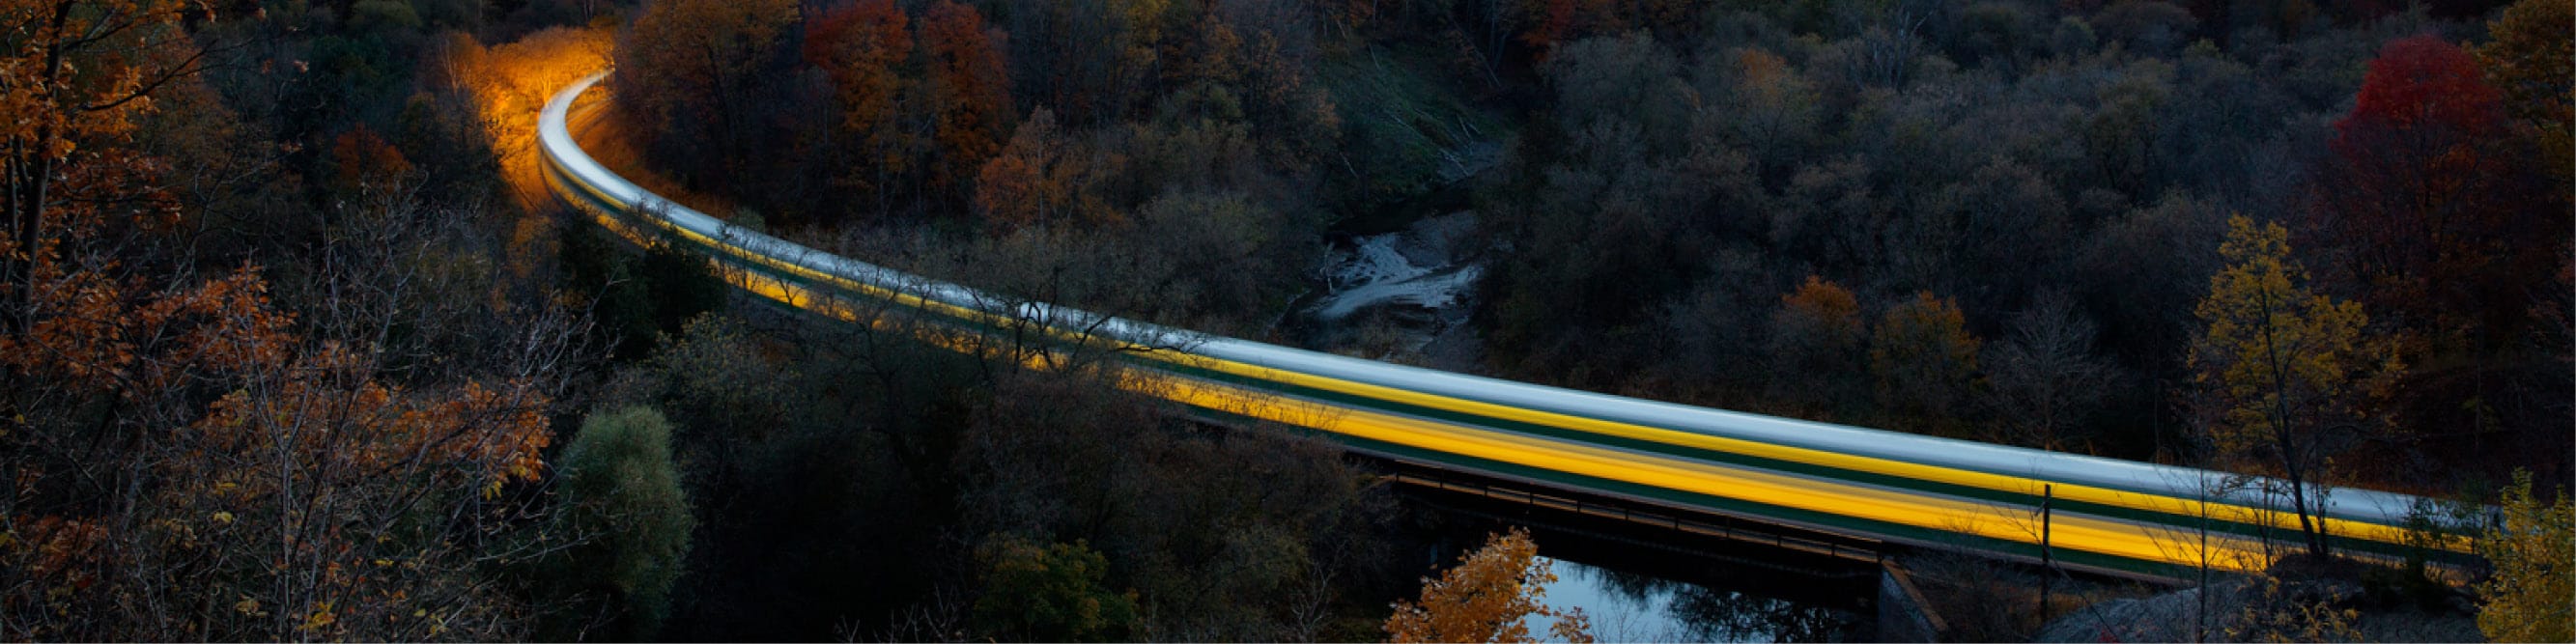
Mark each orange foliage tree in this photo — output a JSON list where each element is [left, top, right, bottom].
[[2, 2, 570, 639], [328, 125, 418, 193], [3, 206, 562, 640], [615, 0, 798, 169], [1778, 276, 1863, 341], [2, 6, 234, 596], [1871, 292, 1982, 432], [920, 0, 1012, 192], [3, 0, 208, 338], [1768, 276, 1868, 416], [975, 107, 1118, 231], [1384, 527, 1594, 643], [438, 25, 613, 158], [803, 0, 915, 197], [155, 346, 555, 640]]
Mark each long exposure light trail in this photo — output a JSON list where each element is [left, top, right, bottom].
[[537, 70, 2477, 581]]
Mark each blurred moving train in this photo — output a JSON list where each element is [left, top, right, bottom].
[[539, 71, 2479, 581]]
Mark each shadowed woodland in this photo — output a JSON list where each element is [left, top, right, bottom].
[[0, 0, 2567, 640]]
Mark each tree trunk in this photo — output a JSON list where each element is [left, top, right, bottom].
[[2279, 445, 2330, 558], [4, 145, 50, 337], [2258, 281, 2332, 560]]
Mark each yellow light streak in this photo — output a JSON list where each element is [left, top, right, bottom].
[[1153, 353, 2453, 553], [1146, 373, 2276, 573], [592, 162, 2442, 564], [675, 220, 2306, 574], [543, 81, 2457, 565]]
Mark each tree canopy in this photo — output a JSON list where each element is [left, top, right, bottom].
[[1384, 527, 1595, 644]]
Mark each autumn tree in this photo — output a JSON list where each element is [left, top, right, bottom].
[[976, 107, 1078, 231], [1384, 527, 1594, 644], [168, 346, 556, 640], [327, 125, 417, 193], [439, 25, 612, 196], [1705, 46, 1822, 174], [3, 230, 567, 640], [2477, 469, 2574, 643], [1769, 276, 1868, 417], [920, 0, 1011, 192], [2, 5, 246, 633], [2473, 0, 2573, 187], [2320, 34, 2558, 354], [2, 0, 206, 335], [2188, 215, 2394, 560], [1871, 292, 1982, 434], [614, 0, 797, 178], [1, 6, 586, 632], [803, 0, 914, 198], [2, 184, 580, 641]]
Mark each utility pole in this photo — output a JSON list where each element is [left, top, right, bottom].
[[2041, 484, 2054, 623]]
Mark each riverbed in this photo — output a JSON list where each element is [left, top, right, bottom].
[[1290, 210, 1487, 369]]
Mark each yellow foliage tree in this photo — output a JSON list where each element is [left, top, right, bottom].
[[1384, 527, 1594, 644], [2473, 0, 2574, 187], [2477, 469, 2574, 643], [2187, 215, 2395, 559], [1871, 291, 1982, 430], [2227, 574, 2364, 643]]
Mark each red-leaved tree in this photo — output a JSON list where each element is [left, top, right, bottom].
[[2320, 35, 2557, 354]]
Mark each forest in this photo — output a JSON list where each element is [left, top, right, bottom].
[[0, 0, 2568, 640]]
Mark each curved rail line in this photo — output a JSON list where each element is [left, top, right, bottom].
[[537, 71, 2475, 581]]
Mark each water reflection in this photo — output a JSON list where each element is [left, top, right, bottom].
[[1538, 557, 1861, 643]]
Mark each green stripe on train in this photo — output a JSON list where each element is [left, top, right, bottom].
[[564, 176, 2468, 571], [684, 221, 2458, 567], [693, 218, 2457, 567], [1175, 400, 2200, 579], [1136, 355, 2460, 566]]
